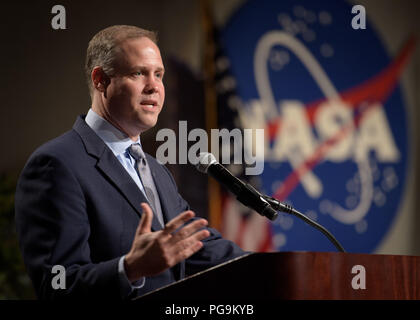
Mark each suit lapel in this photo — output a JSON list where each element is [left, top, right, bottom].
[[73, 115, 163, 231], [96, 152, 164, 231]]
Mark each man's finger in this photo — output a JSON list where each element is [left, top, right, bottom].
[[137, 202, 153, 234], [168, 218, 208, 244], [162, 210, 195, 235], [172, 229, 211, 261]]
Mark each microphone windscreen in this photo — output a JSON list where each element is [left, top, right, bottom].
[[196, 152, 217, 173]]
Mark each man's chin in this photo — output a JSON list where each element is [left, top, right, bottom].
[[137, 118, 159, 133]]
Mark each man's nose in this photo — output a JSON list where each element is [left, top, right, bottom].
[[143, 76, 159, 94]]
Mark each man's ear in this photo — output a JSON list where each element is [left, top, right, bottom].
[[91, 67, 110, 92]]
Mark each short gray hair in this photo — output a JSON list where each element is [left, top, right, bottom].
[[85, 25, 158, 98]]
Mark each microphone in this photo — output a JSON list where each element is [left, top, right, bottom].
[[196, 153, 345, 252], [196, 153, 278, 221]]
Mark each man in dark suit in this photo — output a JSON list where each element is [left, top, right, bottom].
[[15, 25, 245, 300]]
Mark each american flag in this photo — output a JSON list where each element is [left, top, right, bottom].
[[202, 7, 274, 252]]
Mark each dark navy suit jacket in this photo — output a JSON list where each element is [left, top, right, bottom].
[[15, 116, 245, 300]]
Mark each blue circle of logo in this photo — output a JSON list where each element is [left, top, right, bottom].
[[220, 0, 410, 252]]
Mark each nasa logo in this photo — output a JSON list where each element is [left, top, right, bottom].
[[220, 0, 414, 252]]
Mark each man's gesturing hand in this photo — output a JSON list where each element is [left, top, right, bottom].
[[124, 203, 210, 282]]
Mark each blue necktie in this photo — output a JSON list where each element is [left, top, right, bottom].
[[128, 144, 164, 227]]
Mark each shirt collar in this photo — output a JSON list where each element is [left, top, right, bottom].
[[85, 108, 141, 156]]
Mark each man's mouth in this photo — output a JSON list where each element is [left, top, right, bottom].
[[140, 100, 158, 109]]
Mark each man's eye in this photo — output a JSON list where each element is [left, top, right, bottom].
[[134, 72, 142, 76], [156, 73, 163, 79]]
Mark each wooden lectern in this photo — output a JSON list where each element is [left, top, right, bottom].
[[138, 252, 420, 300]]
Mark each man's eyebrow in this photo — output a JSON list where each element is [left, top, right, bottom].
[[132, 66, 165, 72]]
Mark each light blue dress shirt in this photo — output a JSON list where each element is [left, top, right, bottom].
[[85, 108, 146, 294]]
